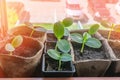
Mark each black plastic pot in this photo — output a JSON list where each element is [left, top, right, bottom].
[[42, 54, 75, 77]]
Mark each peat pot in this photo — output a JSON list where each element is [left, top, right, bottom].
[[42, 41, 75, 77], [104, 40, 120, 76], [9, 25, 47, 43], [0, 36, 44, 77], [98, 30, 120, 40], [70, 29, 115, 77]]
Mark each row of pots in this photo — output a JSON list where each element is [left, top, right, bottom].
[[0, 25, 120, 77], [43, 29, 120, 77]]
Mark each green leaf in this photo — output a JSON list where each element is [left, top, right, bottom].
[[62, 17, 73, 27], [64, 28, 70, 36], [47, 49, 60, 60], [88, 24, 99, 35], [83, 32, 91, 43], [70, 33, 83, 43], [54, 21, 64, 40], [60, 53, 72, 62], [100, 20, 111, 28], [5, 43, 15, 52], [85, 38, 102, 48], [57, 40, 70, 53], [11, 35, 23, 48]]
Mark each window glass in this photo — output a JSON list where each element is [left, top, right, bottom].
[[2, 0, 120, 30]]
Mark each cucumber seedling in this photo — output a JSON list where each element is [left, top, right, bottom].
[[70, 24, 102, 54], [5, 35, 23, 55], [47, 17, 73, 70]]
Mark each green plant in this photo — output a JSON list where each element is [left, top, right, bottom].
[[47, 39, 72, 71], [24, 22, 35, 37], [47, 17, 73, 70], [100, 21, 120, 40], [53, 17, 73, 41], [53, 17, 73, 50], [70, 24, 102, 54], [5, 35, 23, 55]]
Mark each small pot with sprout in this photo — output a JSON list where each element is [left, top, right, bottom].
[[70, 24, 114, 77], [9, 22, 47, 43], [0, 35, 44, 77], [98, 22, 120, 75], [42, 17, 75, 77]]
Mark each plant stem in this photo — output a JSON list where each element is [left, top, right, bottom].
[[55, 44, 57, 51], [108, 24, 114, 41], [58, 59, 61, 71], [30, 29, 34, 37], [80, 42, 85, 53]]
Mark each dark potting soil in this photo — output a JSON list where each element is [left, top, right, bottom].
[[72, 42, 107, 61], [45, 55, 72, 71]]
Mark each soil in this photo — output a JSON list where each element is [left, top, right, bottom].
[[45, 42, 56, 52], [98, 30, 120, 40], [45, 55, 72, 71], [0, 37, 41, 57], [72, 42, 108, 61]]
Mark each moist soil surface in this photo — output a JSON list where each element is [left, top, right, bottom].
[[45, 55, 72, 71], [99, 30, 120, 40], [72, 42, 107, 60]]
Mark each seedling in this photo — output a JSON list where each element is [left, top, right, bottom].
[[53, 17, 73, 50], [47, 39, 72, 71], [47, 17, 73, 70], [70, 24, 102, 54], [53, 17, 73, 41], [24, 22, 35, 37], [100, 21, 120, 40], [5, 35, 23, 55]]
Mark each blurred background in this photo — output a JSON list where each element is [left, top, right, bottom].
[[1, 0, 120, 30]]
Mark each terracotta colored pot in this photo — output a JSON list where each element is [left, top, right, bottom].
[[9, 25, 47, 43], [98, 30, 120, 40], [0, 36, 44, 77]]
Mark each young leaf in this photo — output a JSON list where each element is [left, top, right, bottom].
[[114, 24, 120, 32], [11, 35, 23, 48], [47, 49, 60, 60], [88, 24, 99, 35], [64, 28, 70, 36], [60, 53, 72, 62], [57, 39, 70, 53], [85, 38, 102, 48], [5, 43, 15, 52], [53, 21, 64, 40], [83, 32, 91, 43], [62, 17, 73, 27], [70, 33, 83, 43]]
